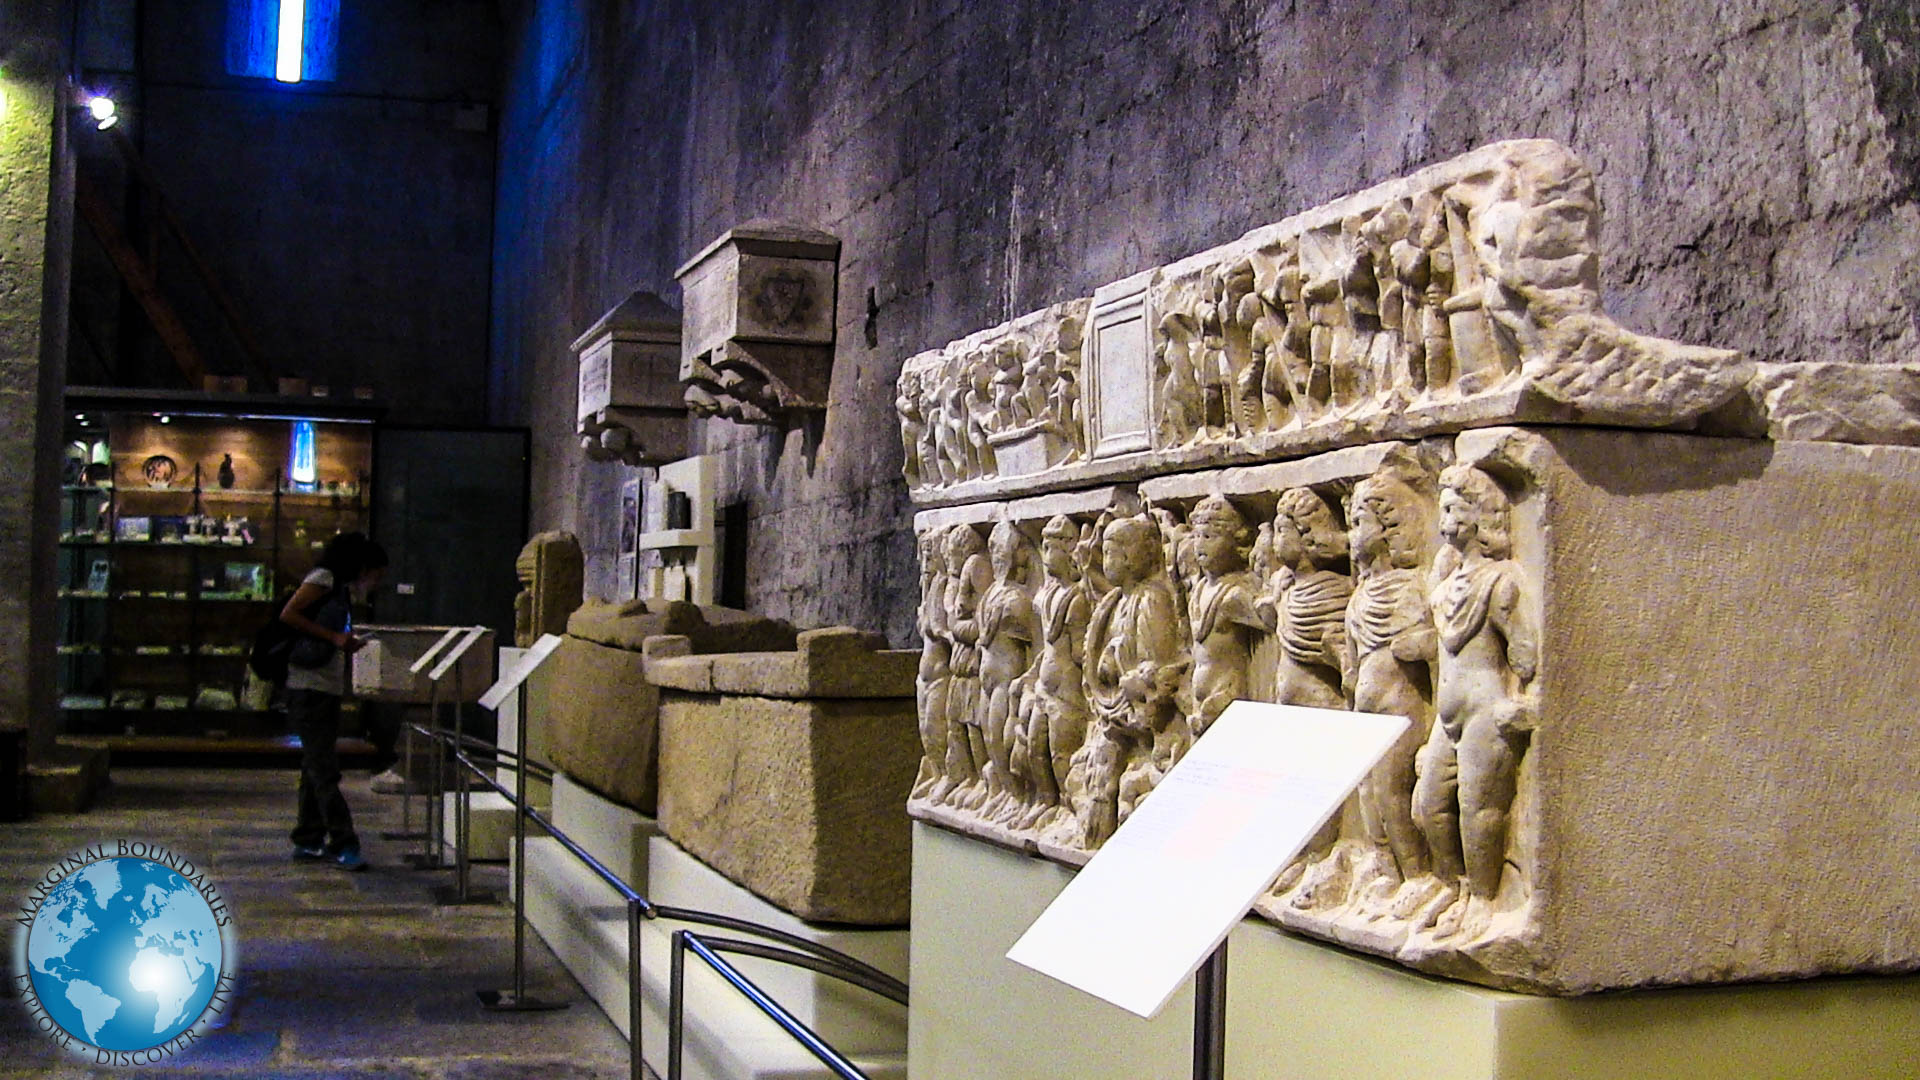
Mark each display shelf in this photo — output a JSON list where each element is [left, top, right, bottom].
[[56, 403, 374, 746]]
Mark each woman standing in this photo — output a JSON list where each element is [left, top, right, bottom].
[[280, 531, 387, 870]]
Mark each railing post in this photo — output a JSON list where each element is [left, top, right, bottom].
[[669, 929, 687, 1080], [628, 897, 646, 1080]]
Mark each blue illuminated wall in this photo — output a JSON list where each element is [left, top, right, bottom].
[[225, 0, 340, 82]]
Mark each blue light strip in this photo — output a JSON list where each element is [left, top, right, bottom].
[[275, 0, 306, 83]]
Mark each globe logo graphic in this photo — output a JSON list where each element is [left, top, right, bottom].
[[25, 857, 225, 1051]]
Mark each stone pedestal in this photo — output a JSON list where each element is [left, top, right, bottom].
[[909, 823, 1920, 1080], [649, 628, 921, 924]]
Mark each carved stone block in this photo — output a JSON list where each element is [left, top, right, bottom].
[[650, 628, 921, 924], [513, 530, 584, 648], [906, 428, 1920, 993], [677, 220, 840, 424], [899, 138, 1920, 995], [572, 290, 688, 466], [538, 600, 797, 814]]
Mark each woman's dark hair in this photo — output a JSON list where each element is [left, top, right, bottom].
[[316, 532, 389, 582]]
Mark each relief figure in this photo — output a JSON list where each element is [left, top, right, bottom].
[[977, 521, 1039, 822], [1414, 463, 1538, 939], [1184, 496, 1265, 739], [1023, 515, 1093, 826], [1156, 310, 1204, 446], [1341, 456, 1439, 911], [1078, 515, 1189, 845], [897, 368, 927, 488], [914, 528, 954, 800], [943, 526, 993, 807]]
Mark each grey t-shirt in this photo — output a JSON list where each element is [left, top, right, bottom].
[[284, 567, 348, 696]]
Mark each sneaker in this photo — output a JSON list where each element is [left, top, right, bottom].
[[291, 844, 328, 861], [332, 847, 368, 872], [369, 768, 409, 795]]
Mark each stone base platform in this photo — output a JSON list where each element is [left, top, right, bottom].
[[910, 822, 1920, 1080], [520, 771, 908, 1079]]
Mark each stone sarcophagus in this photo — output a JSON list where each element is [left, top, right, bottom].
[[540, 600, 796, 815], [899, 139, 1920, 995], [647, 627, 921, 925]]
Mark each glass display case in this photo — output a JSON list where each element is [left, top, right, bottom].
[[57, 406, 374, 739]]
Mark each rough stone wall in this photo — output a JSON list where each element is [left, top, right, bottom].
[[70, 1, 501, 424], [0, 0, 77, 757], [490, 0, 1920, 646]]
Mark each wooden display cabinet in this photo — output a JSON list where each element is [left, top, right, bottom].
[[57, 406, 374, 742]]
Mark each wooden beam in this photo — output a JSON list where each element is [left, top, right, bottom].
[[73, 172, 207, 387], [109, 129, 274, 383]]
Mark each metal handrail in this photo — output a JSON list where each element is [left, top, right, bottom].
[[670, 930, 871, 1080], [405, 720, 556, 781], [436, 730, 908, 1080]]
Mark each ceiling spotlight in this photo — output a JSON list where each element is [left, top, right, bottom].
[[85, 95, 116, 130]]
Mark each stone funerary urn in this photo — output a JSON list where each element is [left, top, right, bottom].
[[896, 139, 1920, 995]]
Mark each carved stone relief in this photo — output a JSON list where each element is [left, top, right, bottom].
[[678, 221, 840, 425], [893, 140, 1866, 506], [902, 139, 1920, 995]]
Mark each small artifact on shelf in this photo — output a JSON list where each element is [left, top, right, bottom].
[[86, 559, 109, 593], [60, 694, 106, 711], [152, 694, 190, 711], [115, 516, 151, 542], [110, 690, 147, 711], [192, 687, 239, 711], [133, 645, 175, 656], [217, 453, 236, 490], [142, 454, 178, 488]]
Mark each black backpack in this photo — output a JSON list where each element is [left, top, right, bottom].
[[247, 592, 302, 684], [248, 587, 347, 683]]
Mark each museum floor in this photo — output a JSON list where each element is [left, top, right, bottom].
[[0, 768, 645, 1079]]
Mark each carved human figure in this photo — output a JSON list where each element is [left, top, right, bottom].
[[942, 526, 993, 806], [939, 354, 972, 484], [1339, 457, 1438, 910], [913, 529, 955, 800], [1257, 487, 1353, 902], [1300, 237, 1351, 414], [1394, 192, 1455, 396], [1053, 316, 1086, 456], [1364, 203, 1414, 399], [1337, 214, 1384, 408], [1021, 345, 1053, 431], [964, 354, 999, 477], [1194, 300, 1232, 439], [1052, 359, 1083, 457], [1256, 245, 1318, 420], [1414, 463, 1538, 938], [977, 521, 1039, 822], [1216, 259, 1265, 436], [1156, 309, 1204, 445], [1262, 487, 1352, 710], [1078, 515, 1188, 845], [991, 340, 1027, 431], [1023, 515, 1092, 825], [916, 375, 944, 486], [897, 367, 927, 488], [1184, 497, 1265, 739]]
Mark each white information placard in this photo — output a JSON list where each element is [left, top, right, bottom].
[[407, 627, 466, 676], [1006, 701, 1409, 1019], [427, 626, 488, 683], [478, 633, 564, 711]]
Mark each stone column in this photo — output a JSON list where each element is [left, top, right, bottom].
[[0, 2, 76, 790]]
